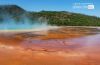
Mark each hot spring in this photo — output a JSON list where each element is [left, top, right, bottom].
[[0, 22, 48, 30], [0, 16, 49, 31]]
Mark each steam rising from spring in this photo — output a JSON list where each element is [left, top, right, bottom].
[[0, 14, 48, 30]]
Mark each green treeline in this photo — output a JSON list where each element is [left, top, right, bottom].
[[0, 5, 100, 26], [28, 11, 100, 26]]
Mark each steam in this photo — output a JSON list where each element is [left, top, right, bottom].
[[0, 13, 48, 30]]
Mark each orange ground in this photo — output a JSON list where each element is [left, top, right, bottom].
[[0, 27, 100, 65]]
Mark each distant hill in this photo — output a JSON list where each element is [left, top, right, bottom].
[[28, 11, 100, 26], [0, 5, 100, 26], [0, 5, 25, 15], [0, 5, 26, 22]]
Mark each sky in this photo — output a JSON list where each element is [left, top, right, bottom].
[[0, 0, 100, 17]]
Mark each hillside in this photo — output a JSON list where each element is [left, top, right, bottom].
[[0, 5, 26, 22], [0, 5, 100, 26], [28, 11, 100, 26]]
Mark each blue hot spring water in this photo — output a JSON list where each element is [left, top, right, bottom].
[[0, 17, 48, 30]]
